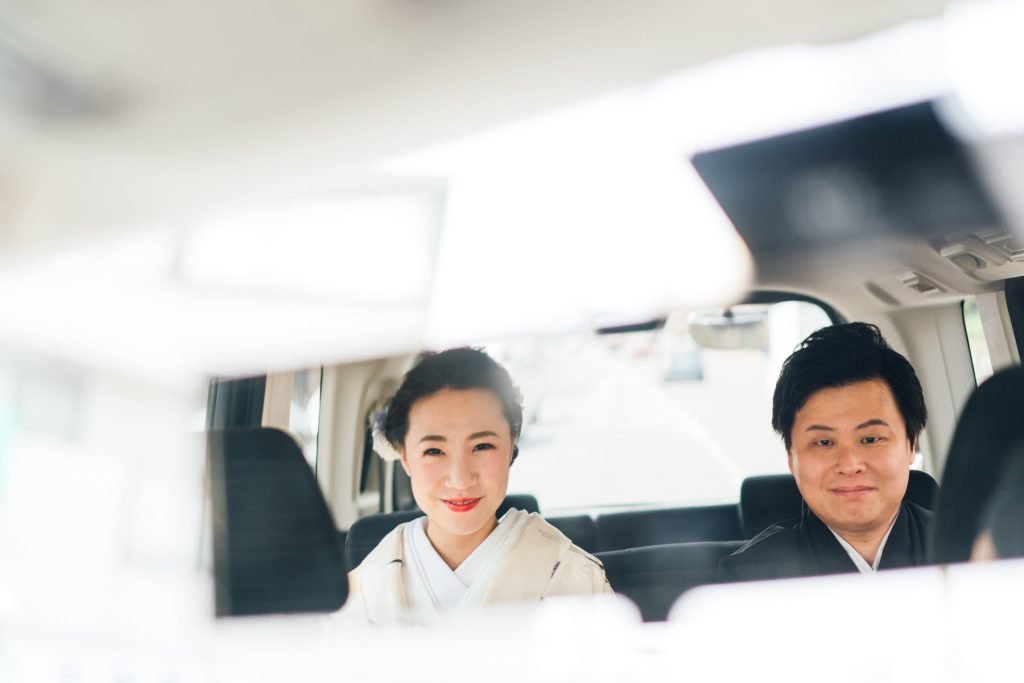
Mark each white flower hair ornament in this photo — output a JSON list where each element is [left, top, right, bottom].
[[370, 404, 402, 463]]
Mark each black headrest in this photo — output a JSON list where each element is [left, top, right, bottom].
[[981, 449, 1024, 559], [906, 469, 940, 511], [345, 494, 541, 569], [547, 514, 598, 553], [597, 541, 744, 621], [932, 365, 1024, 564], [207, 427, 347, 616], [740, 470, 941, 539], [500, 493, 540, 515], [739, 475, 801, 539], [596, 504, 743, 551], [346, 510, 423, 570]]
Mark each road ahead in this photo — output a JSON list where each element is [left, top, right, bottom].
[[507, 341, 788, 512]]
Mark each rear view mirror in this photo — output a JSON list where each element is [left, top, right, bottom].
[[688, 306, 769, 351]]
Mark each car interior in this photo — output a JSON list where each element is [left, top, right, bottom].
[[203, 93, 1024, 622], [4, 1, 1024, 678]]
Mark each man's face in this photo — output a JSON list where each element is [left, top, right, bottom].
[[788, 379, 915, 538]]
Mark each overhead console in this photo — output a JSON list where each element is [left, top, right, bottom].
[[938, 230, 1024, 282], [690, 101, 1006, 256]]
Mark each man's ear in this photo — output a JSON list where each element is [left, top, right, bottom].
[[787, 449, 796, 476]]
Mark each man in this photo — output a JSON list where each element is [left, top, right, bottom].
[[719, 322, 933, 581]]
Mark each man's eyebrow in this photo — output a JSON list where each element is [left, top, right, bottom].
[[417, 435, 446, 444], [856, 418, 889, 430], [804, 424, 835, 432], [469, 431, 499, 440]]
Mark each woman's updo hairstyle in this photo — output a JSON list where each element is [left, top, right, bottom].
[[380, 347, 524, 464]]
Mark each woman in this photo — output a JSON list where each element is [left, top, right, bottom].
[[346, 347, 611, 625]]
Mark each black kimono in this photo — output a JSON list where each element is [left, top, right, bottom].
[[718, 501, 933, 582]]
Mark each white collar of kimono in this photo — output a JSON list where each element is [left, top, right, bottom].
[[827, 514, 898, 574], [403, 508, 529, 618]]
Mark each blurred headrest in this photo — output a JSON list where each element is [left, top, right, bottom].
[[933, 366, 1024, 563], [208, 427, 347, 616]]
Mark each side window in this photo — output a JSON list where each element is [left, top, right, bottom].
[[364, 381, 416, 513], [962, 296, 994, 385], [359, 415, 384, 512], [487, 299, 836, 511], [393, 463, 416, 511], [288, 368, 322, 469], [206, 376, 266, 430], [359, 420, 378, 493]]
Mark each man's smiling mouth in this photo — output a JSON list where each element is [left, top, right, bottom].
[[831, 485, 875, 498]]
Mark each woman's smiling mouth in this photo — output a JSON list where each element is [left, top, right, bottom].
[[443, 497, 482, 512]]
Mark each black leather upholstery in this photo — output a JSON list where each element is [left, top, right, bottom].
[[932, 365, 1024, 564], [739, 475, 801, 540], [547, 514, 598, 553], [595, 504, 743, 552], [345, 494, 541, 569], [740, 470, 941, 539], [980, 448, 1024, 559], [598, 541, 744, 621], [500, 493, 540, 515], [346, 510, 423, 569], [906, 469, 940, 511], [207, 427, 347, 616]]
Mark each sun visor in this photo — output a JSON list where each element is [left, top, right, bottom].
[[0, 93, 751, 385]]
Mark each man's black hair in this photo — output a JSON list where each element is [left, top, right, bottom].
[[772, 322, 927, 451], [383, 347, 523, 463]]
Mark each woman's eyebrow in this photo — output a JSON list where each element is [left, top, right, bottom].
[[417, 435, 447, 444], [469, 431, 499, 440]]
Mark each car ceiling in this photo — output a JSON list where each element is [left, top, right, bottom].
[[0, 0, 952, 258], [692, 100, 1024, 314], [6, 0, 1024, 383]]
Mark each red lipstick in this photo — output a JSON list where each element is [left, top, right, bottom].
[[443, 497, 481, 512]]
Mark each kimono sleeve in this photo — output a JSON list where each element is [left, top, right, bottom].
[[546, 546, 613, 596]]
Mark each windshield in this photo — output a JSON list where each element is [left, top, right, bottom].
[[486, 300, 833, 511]]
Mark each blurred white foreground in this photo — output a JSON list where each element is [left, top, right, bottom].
[[2, 0, 1024, 680]]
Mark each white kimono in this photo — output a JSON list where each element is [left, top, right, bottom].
[[345, 509, 611, 626]]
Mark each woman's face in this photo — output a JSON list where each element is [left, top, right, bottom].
[[399, 388, 514, 547]]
